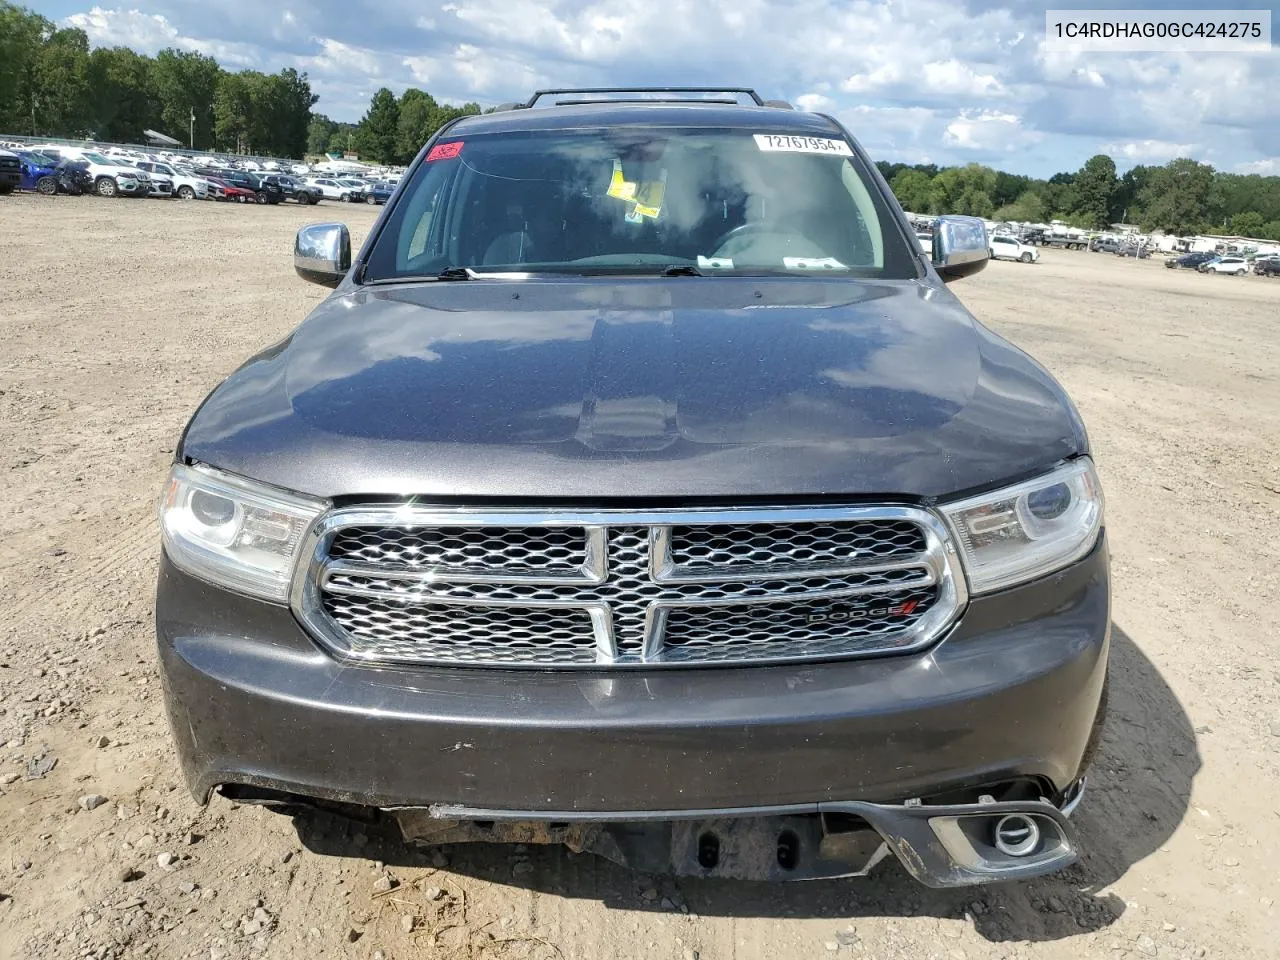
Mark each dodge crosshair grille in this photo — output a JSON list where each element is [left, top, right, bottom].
[[292, 507, 968, 668]]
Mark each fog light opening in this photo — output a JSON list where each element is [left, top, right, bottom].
[[697, 832, 721, 870], [992, 814, 1040, 857], [776, 830, 800, 870]]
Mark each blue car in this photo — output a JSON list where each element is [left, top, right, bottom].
[[17, 151, 59, 194], [363, 180, 394, 205]]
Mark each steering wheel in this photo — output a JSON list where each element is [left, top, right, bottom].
[[712, 221, 783, 251]]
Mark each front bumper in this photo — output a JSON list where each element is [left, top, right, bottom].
[[158, 532, 1109, 815]]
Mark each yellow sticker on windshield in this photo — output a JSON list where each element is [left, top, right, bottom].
[[631, 173, 666, 220], [607, 160, 637, 201], [609, 161, 666, 222]]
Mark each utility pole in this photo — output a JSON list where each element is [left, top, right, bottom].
[[189, 107, 195, 149]]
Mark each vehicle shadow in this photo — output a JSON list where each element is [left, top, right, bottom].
[[292, 623, 1196, 944]]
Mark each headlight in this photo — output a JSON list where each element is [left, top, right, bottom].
[[941, 459, 1103, 594], [160, 463, 328, 602]]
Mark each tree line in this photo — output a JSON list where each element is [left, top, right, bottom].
[[308, 88, 482, 166], [878, 154, 1280, 241], [1, 1, 316, 156]]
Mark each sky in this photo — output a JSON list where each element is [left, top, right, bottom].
[[28, 0, 1280, 178]]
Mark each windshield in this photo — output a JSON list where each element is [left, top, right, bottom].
[[363, 126, 916, 281]]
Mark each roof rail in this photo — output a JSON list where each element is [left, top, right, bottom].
[[521, 87, 772, 108]]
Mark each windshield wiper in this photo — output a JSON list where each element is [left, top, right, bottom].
[[660, 264, 704, 277]]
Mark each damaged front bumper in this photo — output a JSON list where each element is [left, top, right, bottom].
[[377, 780, 1086, 887]]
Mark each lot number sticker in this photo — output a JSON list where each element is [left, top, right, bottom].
[[754, 134, 853, 156]]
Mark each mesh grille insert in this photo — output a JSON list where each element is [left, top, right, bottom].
[[304, 509, 958, 668]]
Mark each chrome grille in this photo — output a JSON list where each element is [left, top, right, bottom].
[[661, 589, 938, 663], [294, 506, 966, 668], [324, 600, 599, 664], [667, 520, 924, 572], [330, 525, 595, 581]]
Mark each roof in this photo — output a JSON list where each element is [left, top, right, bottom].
[[447, 101, 844, 137], [143, 129, 183, 146]]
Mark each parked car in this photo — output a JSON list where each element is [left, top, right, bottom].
[[14, 150, 59, 194], [988, 234, 1039, 262], [219, 170, 284, 204], [194, 168, 282, 204], [49, 155, 95, 195], [1022, 226, 1087, 250], [1089, 237, 1121, 253], [157, 87, 1107, 889], [304, 176, 359, 202], [1253, 255, 1280, 276], [1165, 251, 1216, 270], [1115, 243, 1149, 259], [201, 175, 256, 203], [335, 177, 369, 201], [1202, 256, 1249, 275], [363, 180, 395, 205], [36, 147, 151, 197], [262, 174, 320, 204], [134, 160, 211, 200], [0, 149, 24, 194]]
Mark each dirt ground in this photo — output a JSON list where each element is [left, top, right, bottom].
[[1, 194, 1277, 960]]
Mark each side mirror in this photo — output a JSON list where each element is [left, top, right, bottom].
[[294, 223, 351, 287], [932, 215, 989, 282]]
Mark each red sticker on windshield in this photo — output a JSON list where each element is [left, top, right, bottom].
[[426, 141, 463, 162]]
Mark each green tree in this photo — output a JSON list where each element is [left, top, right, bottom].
[[308, 114, 337, 156], [0, 1, 48, 133], [213, 70, 253, 152], [271, 67, 317, 158], [932, 164, 997, 217], [1112, 164, 1153, 224], [993, 190, 1047, 223], [1229, 210, 1265, 237], [1209, 174, 1280, 224], [350, 87, 399, 163], [30, 27, 93, 136], [327, 125, 356, 155], [1036, 181, 1079, 220], [395, 87, 440, 163], [1139, 158, 1215, 235], [889, 168, 938, 213], [993, 170, 1030, 208], [1072, 154, 1118, 229], [88, 46, 157, 142], [151, 49, 221, 150]]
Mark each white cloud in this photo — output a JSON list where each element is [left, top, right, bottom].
[[795, 93, 835, 113], [1237, 159, 1280, 175], [921, 59, 1002, 96], [1102, 139, 1199, 163], [64, 6, 261, 66], [943, 110, 1034, 151], [64, 6, 180, 49]]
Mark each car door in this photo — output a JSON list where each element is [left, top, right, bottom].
[[990, 237, 1015, 260]]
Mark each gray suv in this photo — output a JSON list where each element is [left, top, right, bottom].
[[156, 87, 1108, 887]]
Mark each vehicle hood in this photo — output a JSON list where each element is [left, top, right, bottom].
[[182, 278, 1087, 501]]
